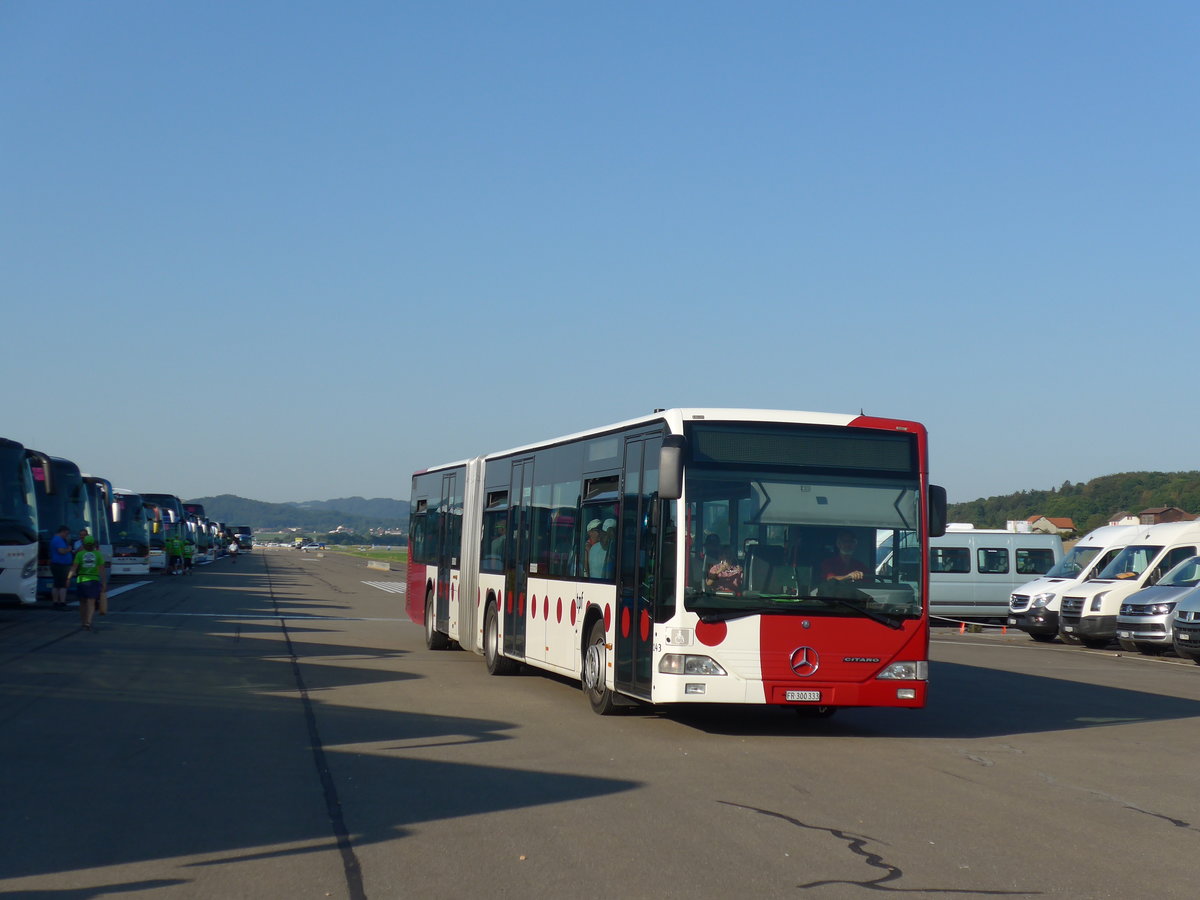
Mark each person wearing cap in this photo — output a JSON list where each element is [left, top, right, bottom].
[[585, 518, 607, 578], [67, 535, 107, 631], [601, 518, 618, 577], [49, 525, 75, 608]]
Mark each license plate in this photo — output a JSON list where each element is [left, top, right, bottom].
[[1118, 631, 1131, 639], [1180, 634, 1190, 641], [1007, 617, 1017, 625], [786, 690, 821, 702], [1063, 626, 1075, 632]]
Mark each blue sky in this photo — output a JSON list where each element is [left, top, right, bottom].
[[3, 2, 1198, 505]]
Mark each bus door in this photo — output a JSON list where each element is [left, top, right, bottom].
[[503, 459, 533, 660], [435, 471, 458, 634], [615, 434, 662, 700]]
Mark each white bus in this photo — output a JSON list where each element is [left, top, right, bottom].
[[408, 409, 947, 717], [111, 489, 152, 575], [0, 438, 42, 606]]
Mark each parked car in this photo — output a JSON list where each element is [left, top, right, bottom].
[[1171, 589, 1200, 664], [1115, 555, 1200, 654]]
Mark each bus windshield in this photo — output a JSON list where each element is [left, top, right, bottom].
[[684, 468, 922, 623], [0, 443, 38, 544]]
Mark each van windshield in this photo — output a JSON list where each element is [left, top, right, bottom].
[[1158, 556, 1200, 588], [1097, 544, 1162, 580], [1044, 544, 1099, 579]]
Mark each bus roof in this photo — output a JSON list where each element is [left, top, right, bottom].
[[414, 408, 924, 476]]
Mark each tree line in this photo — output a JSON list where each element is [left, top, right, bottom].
[[948, 471, 1200, 535]]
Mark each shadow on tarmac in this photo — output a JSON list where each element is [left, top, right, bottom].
[[656, 659, 1200, 738], [0, 567, 639, 884]]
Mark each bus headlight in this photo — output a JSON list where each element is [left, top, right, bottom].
[[659, 654, 727, 676], [1031, 592, 1055, 608], [876, 661, 928, 681], [22, 558, 37, 579]]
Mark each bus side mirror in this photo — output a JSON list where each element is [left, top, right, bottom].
[[928, 484, 947, 538], [659, 436, 685, 500]]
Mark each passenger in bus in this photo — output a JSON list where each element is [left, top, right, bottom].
[[706, 546, 743, 593], [602, 518, 617, 577], [585, 519, 607, 578], [489, 520, 507, 559], [820, 530, 871, 583]]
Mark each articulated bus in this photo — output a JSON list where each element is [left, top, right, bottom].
[[32, 457, 87, 596], [408, 409, 947, 716], [111, 490, 152, 575], [0, 438, 42, 605]]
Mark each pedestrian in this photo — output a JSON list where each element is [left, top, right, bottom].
[[49, 524, 74, 608], [67, 535, 107, 631], [166, 534, 183, 575], [182, 537, 195, 575], [228, 538, 239, 564], [74, 526, 90, 551]]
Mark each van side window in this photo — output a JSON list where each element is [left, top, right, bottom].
[[931, 547, 969, 573], [977, 548, 1009, 574], [1016, 548, 1055, 575]]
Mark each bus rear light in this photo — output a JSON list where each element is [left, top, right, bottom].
[[659, 654, 726, 676], [876, 661, 928, 681]]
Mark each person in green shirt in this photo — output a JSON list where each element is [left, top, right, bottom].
[[67, 536, 107, 631], [166, 535, 183, 575], [182, 539, 195, 575]]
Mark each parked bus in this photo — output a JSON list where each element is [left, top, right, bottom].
[[408, 409, 946, 716], [82, 475, 114, 573], [143, 501, 167, 571], [31, 456, 87, 595], [0, 438, 43, 605], [140, 493, 185, 551], [232, 526, 253, 551], [110, 489, 152, 575]]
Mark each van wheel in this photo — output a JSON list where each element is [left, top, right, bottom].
[[582, 619, 617, 715], [1059, 632, 1082, 646], [1081, 637, 1111, 650], [425, 590, 450, 651], [1117, 639, 1138, 654], [483, 602, 518, 675]]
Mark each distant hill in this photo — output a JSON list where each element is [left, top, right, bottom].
[[949, 471, 1200, 534], [185, 494, 409, 533]]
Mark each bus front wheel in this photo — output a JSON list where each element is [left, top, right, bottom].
[[583, 619, 617, 715]]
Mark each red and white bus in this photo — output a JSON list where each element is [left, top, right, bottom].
[[407, 409, 947, 716]]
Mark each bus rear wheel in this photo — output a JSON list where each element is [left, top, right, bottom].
[[582, 619, 617, 715], [484, 602, 518, 675], [425, 590, 450, 651]]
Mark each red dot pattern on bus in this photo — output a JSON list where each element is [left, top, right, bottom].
[[570, 602, 577, 625], [604, 604, 611, 632], [620, 607, 631, 638], [640, 609, 651, 642], [556, 597, 563, 623], [695, 620, 728, 646]]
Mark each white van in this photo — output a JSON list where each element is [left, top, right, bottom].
[[1007, 524, 1139, 642], [877, 525, 1063, 619], [1059, 520, 1200, 649]]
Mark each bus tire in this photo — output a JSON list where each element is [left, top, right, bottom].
[[425, 590, 450, 651], [582, 619, 617, 715], [484, 602, 518, 675]]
